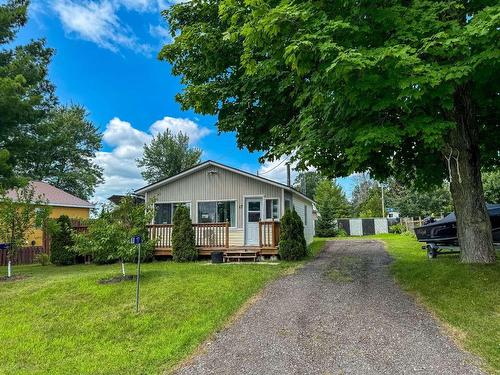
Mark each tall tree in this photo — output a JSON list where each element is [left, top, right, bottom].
[[385, 179, 453, 218], [137, 129, 201, 183], [293, 171, 322, 200], [161, 0, 499, 263], [0, 0, 56, 190], [12, 105, 103, 200]]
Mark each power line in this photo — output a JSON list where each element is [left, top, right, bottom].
[[258, 157, 290, 176]]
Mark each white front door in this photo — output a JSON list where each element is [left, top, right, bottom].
[[245, 198, 262, 245]]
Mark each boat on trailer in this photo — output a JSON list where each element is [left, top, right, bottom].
[[414, 204, 500, 258]]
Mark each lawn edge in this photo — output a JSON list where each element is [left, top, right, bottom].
[[165, 242, 328, 374], [376, 238, 492, 375]]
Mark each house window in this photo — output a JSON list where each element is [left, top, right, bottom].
[[284, 199, 291, 211], [154, 202, 190, 224], [198, 201, 236, 227], [304, 204, 308, 225], [265, 199, 279, 220]]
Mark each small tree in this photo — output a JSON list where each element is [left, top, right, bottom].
[[172, 205, 197, 262], [74, 196, 154, 276], [314, 179, 349, 236], [279, 209, 307, 260], [50, 215, 75, 265], [0, 185, 50, 277]]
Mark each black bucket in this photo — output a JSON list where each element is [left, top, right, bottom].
[[211, 251, 224, 264]]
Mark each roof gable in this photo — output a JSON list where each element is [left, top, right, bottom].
[[4, 181, 94, 208], [135, 160, 314, 203]]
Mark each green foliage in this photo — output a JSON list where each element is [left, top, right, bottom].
[[13, 105, 103, 200], [279, 209, 307, 260], [161, 0, 499, 262], [388, 224, 406, 235], [0, 1, 56, 187], [385, 179, 452, 218], [293, 171, 323, 200], [315, 179, 349, 237], [50, 215, 75, 266], [171, 205, 197, 262], [137, 129, 201, 184], [74, 196, 154, 270], [0, 184, 50, 275], [34, 252, 49, 266], [482, 171, 500, 204]]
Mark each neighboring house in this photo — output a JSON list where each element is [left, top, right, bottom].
[[135, 160, 315, 257], [5, 181, 94, 246]]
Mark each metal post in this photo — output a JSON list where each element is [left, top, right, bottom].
[[135, 243, 141, 313]]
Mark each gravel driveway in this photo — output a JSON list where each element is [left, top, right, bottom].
[[175, 240, 484, 375]]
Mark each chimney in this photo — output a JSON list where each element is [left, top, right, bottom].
[[286, 163, 291, 187]]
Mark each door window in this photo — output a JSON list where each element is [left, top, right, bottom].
[[247, 200, 261, 223]]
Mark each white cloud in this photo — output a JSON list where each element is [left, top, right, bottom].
[[150, 116, 210, 144], [93, 115, 210, 203], [102, 117, 151, 147], [53, 0, 152, 54], [149, 24, 173, 44]]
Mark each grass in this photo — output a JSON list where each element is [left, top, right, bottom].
[[0, 259, 299, 375], [366, 234, 499, 373]]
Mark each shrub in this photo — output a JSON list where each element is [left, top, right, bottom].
[[337, 228, 348, 237], [50, 215, 75, 265], [73, 196, 155, 274], [172, 205, 197, 262], [389, 223, 405, 234], [35, 253, 50, 266], [279, 209, 307, 260]]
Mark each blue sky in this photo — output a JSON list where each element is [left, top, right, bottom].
[[17, 0, 355, 202]]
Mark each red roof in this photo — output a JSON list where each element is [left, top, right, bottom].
[[5, 181, 94, 208]]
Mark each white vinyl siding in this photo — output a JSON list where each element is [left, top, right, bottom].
[[293, 194, 314, 244]]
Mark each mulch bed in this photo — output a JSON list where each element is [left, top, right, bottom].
[[98, 275, 134, 284], [0, 274, 30, 282]]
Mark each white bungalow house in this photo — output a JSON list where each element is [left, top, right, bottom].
[[135, 160, 315, 258]]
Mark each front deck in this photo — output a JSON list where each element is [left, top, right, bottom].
[[147, 221, 280, 258]]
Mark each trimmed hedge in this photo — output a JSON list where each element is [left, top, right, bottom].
[[278, 209, 307, 260], [172, 206, 197, 262]]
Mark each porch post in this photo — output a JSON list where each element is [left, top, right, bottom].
[[225, 221, 229, 248]]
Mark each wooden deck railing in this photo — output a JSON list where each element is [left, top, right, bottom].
[[147, 222, 229, 249], [259, 220, 280, 248]]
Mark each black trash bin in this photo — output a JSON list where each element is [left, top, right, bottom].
[[211, 251, 224, 264]]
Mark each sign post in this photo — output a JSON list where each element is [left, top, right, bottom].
[[131, 235, 142, 313]]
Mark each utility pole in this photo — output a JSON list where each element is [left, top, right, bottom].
[[286, 163, 291, 187], [381, 184, 385, 218]]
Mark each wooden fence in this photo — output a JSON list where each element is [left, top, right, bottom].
[[0, 220, 88, 266], [0, 246, 47, 266]]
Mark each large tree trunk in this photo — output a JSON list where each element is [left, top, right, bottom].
[[447, 85, 496, 264]]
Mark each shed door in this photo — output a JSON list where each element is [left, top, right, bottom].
[[245, 198, 262, 245]]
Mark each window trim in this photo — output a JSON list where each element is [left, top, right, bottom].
[[304, 204, 308, 226], [153, 201, 192, 224], [264, 197, 280, 221], [196, 199, 238, 228]]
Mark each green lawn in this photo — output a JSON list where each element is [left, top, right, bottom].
[[0, 260, 296, 375], [370, 234, 500, 373]]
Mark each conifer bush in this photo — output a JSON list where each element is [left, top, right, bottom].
[[50, 215, 75, 265], [172, 205, 197, 262], [278, 209, 307, 260]]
